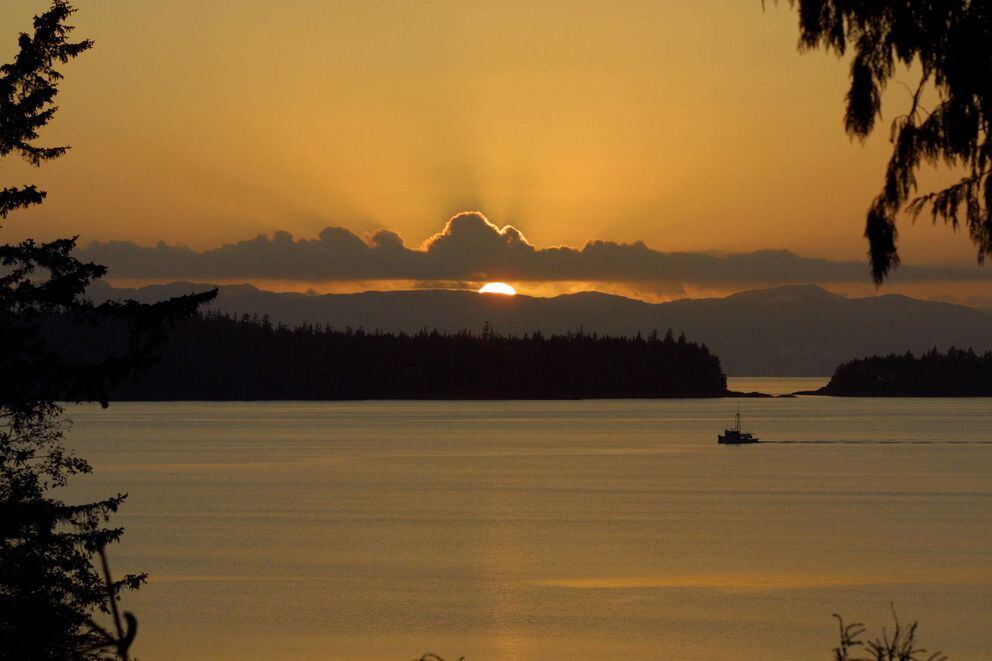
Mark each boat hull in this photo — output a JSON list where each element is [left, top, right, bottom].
[[718, 434, 759, 444]]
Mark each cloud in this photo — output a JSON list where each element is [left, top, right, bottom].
[[78, 211, 992, 286]]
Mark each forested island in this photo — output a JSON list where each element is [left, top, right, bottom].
[[53, 312, 727, 399], [815, 347, 992, 396]]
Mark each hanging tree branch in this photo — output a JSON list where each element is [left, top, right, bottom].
[[781, 1, 992, 282]]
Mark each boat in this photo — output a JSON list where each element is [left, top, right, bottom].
[[718, 407, 759, 444]]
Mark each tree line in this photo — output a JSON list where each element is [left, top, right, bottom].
[[52, 312, 728, 400], [821, 347, 992, 396]]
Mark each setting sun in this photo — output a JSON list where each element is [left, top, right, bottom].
[[5, 2, 989, 659], [478, 282, 517, 295]]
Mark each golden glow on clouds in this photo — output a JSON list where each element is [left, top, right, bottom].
[[0, 1, 979, 268]]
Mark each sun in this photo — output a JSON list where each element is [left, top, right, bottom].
[[478, 282, 517, 295]]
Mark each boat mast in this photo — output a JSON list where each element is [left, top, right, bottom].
[[735, 406, 741, 432]]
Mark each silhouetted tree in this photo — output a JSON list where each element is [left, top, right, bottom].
[[821, 347, 992, 396], [781, 1, 992, 282], [83, 315, 727, 400], [0, 3, 213, 658]]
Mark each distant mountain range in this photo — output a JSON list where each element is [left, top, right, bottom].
[[87, 282, 992, 376]]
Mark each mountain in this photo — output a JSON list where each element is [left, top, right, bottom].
[[86, 282, 992, 376]]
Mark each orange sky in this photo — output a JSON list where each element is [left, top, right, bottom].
[[0, 1, 983, 279]]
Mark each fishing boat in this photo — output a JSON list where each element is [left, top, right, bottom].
[[718, 408, 759, 444]]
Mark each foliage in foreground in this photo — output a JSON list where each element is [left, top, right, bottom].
[[410, 611, 948, 661], [1, 2, 213, 658], [834, 610, 946, 661], [782, 1, 992, 282]]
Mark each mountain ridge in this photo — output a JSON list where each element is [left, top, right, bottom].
[[86, 281, 992, 376]]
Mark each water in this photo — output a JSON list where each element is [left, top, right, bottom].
[[727, 376, 828, 395], [60, 389, 992, 660]]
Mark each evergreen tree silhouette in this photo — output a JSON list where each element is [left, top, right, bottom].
[[0, 3, 213, 657]]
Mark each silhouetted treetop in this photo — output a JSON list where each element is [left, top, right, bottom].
[[0, 0, 92, 220], [783, 1, 992, 282]]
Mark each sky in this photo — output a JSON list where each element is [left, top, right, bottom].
[[1, 1, 986, 302]]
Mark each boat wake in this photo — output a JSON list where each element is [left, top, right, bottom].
[[762, 439, 992, 445]]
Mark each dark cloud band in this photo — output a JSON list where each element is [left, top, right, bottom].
[[78, 211, 990, 285]]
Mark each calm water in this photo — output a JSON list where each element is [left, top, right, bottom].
[[62, 387, 992, 660]]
